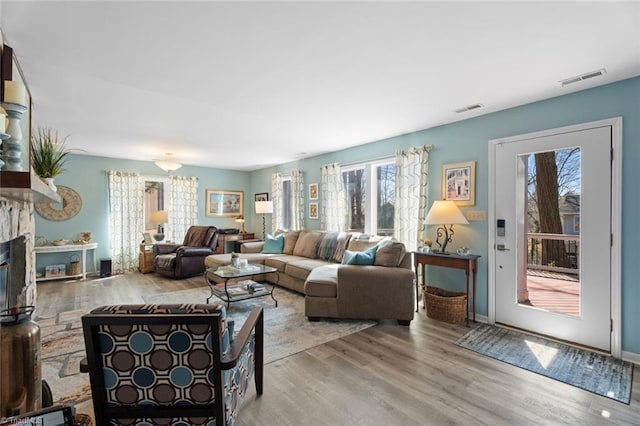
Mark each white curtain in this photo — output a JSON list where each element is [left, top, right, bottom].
[[321, 163, 346, 231], [108, 171, 144, 274], [271, 173, 284, 232], [290, 170, 304, 230], [394, 145, 432, 251], [168, 175, 199, 243]]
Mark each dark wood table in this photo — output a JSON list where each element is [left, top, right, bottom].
[[412, 251, 481, 325]]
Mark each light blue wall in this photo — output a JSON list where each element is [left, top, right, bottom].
[[34, 76, 639, 354], [252, 76, 640, 354], [34, 156, 253, 270]]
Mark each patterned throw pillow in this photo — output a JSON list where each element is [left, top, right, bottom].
[[262, 234, 284, 254], [342, 245, 378, 265], [316, 232, 351, 263]]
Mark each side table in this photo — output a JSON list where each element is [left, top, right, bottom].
[[412, 251, 480, 325], [139, 243, 155, 273]]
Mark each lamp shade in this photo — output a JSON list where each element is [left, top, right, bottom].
[[424, 200, 468, 225], [255, 201, 273, 214], [150, 210, 168, 225], [235, 215, 245, 223]]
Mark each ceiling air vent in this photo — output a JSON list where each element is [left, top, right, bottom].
[[559, 68, 606, 87], [454, 103, 483, 114]]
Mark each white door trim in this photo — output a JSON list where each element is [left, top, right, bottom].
[[488, 117, 622, 358]]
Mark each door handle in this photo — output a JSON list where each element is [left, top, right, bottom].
[[496, 244, 510, 251]]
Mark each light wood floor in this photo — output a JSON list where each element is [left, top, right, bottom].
[[37, 273, 640, 425]]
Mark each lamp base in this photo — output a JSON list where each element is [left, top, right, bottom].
[[153, 233, 165, 242]]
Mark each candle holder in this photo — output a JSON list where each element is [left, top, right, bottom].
[[0, 133, 8, 170], [0, 102, 28, 172]]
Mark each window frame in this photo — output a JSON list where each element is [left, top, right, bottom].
[[342, 157, 395, 235]]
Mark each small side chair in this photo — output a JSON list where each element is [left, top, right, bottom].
[[81, 303, 263, 425]]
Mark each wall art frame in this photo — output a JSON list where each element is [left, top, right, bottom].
[[206, 189, 244, 217], [308, 183, 318, 200], [441, 161, 476, 206], [254, 192, 269, 202]]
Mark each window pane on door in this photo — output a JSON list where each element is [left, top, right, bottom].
[[522, 147, 581, 317]]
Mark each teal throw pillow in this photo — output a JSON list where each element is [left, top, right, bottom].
[[262, 233, 284, 254], [342, 245, 378, 265]]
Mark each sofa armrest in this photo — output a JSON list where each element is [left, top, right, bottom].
[[337, 265, 415, 290], [336, 265, 415, 319], [241, 241, 264, 253], [177, 246, 214, 257], [153, 243, 181, 255]]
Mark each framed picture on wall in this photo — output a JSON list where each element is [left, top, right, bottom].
[[309, 202, 319, 219], [206, 189, 244, 217], [254, 192, 269, 202], [441, 161, 476, 206], [309, 183, 318, 200]]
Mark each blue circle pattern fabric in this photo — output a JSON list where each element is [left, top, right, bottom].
[[90, 304, 256, 425]]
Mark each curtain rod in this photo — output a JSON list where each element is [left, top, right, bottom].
[[321, 144, 434, 169]]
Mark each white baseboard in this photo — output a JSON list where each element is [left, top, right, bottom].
[[622, 350, 640, 365]]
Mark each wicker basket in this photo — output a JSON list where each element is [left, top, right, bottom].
[[69, 255, 81, 276], [423, 286, 467, 324]]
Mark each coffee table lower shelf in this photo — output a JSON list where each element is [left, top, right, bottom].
[[204, 265, 278, 309]]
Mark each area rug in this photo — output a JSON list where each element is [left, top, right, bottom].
[[38, 286, 375, 406], [455, 324, 633, 404]]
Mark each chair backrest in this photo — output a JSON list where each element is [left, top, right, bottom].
[[183, 226, 218, 249], [82, 303, 230, 425]]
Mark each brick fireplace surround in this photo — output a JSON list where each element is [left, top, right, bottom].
[[0, 198, 36, 308]]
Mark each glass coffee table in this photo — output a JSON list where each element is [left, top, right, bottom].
[[204, 263, 278, 308]]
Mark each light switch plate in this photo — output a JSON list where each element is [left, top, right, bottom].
[[466, 210, 486, 221]]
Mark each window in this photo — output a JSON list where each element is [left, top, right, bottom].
[[282, 177, 292, 230], [342, 159, 395, 236]]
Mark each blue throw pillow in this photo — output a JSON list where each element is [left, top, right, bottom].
[[342, 245, 377, 265], [262, 233, 284, 254]]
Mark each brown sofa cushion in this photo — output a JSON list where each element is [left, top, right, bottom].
[[374, 240, 407, 267], [282, 231, 301, 255], [346, 234, 388, 252], [285, 259, 333, 281], [304, 265, 339, 298], [292, 231, 324, 258], [265, 255, 306, 272]]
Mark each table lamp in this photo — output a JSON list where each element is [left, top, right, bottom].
[[424, 200, 468, 253], [235, 215, 246, 233], [150, 210, 168, 241]]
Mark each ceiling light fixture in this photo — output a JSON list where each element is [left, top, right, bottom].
[[154, 153, 182, 173], [559, 68, 607, 87]]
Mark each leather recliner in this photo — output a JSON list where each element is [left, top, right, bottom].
[[153, 225, 218, 278]]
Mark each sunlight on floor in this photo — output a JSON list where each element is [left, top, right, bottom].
[[525, 339, 559, 369]]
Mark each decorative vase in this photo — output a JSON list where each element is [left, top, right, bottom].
[[42, 177, 57, 192]]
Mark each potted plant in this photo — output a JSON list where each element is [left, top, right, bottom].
[[30, 127, 70, 191]]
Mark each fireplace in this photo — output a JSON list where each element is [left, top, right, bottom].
[[0, 236, 27, 310], [0, 198, 36, 308]]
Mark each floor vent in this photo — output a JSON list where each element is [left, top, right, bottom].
[[454, 103, 483, 114], [560, 69, 606, 87]]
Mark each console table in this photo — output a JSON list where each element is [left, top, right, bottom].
[[215, 233, 255, 254], [35, 242, 98, 282], [412, 251, 480, 325]]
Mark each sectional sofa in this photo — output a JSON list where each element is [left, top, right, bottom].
[[204, 230, 415, 325]]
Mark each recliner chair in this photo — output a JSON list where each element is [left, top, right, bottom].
[[154, 225, 219, 278]]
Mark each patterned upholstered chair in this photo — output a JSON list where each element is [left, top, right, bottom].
[[81, 303, 263, 426]]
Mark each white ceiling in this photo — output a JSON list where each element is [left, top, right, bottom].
[[1, 1, 639, 171]]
